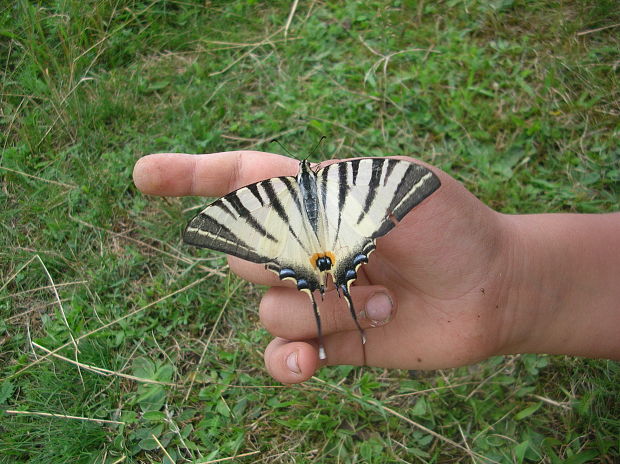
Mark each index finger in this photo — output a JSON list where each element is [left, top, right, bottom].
[[132, 151, 299, 197]]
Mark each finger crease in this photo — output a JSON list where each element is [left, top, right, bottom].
[[228, 151, 244, 193], [190, 156, 198, 196]]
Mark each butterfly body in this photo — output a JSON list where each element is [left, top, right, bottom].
[[184, 157, 440, 359]]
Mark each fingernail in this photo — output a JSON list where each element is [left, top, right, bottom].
[[286, 351, 300, 374], [365, 292, 393, 325]]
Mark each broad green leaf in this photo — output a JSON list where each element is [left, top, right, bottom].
[[515, 402, 543, 420]]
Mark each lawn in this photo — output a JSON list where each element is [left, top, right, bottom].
[[1, 1, 619, 463]]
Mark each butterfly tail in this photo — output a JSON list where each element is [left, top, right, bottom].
[[307, 291, 326, 360], [340, 285, 367, 345]]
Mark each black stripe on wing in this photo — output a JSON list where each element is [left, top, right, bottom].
[[214, 201, 235, 219], [319, 166, 330, 209], [334, 161, 350, 242], [383, 158, 398, 186], [390, 165, 440, 220], [247, 183, 265, 206], [371, 163, 441, 238], [183, 212, 271, 263], [226, 191, 278, 242], [356, 158, 384, 224], [351, 160, 360, 185], [264, 177, 310, 254]]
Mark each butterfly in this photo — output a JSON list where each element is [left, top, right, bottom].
[[183, 156, 441, 359]]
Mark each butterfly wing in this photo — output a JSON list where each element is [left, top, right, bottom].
[[183, 176, 322, 291], [183, 157, 440, 361], [317, 158, 441, 288]]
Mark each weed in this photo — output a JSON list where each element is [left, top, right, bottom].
[[1, 1, 618, 462]]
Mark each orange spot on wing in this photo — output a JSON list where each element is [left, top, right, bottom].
[[309, 251, 337, 269]]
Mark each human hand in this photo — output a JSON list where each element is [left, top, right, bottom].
[[133, 151, 523, 383]]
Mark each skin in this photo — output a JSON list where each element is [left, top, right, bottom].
[[133, 151, 620, 384]]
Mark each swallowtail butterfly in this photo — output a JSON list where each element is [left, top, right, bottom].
[[183, 156, 441, 359]]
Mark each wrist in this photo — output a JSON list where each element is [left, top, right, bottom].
[[495, 214, 570, 356], [496, 213, 620, 359]]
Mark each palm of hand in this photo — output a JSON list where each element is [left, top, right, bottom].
[[355, 186, 508, 369], [249, 157, 509, 374], [133, 151, 511, 382]]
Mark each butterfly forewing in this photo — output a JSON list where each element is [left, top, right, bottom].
[[317, 160, 439, 240], [183, 176, 321, 287]]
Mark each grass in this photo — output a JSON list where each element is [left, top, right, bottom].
[[1, 0, 619, 462]]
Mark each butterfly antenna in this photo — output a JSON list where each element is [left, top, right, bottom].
[[305, 135, 326, 161], [271, 139, 295, 158]]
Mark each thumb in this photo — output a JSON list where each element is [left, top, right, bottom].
[[259, 284, 397, 342], [262, 285, 398, 384]]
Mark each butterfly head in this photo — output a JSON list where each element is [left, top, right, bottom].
[[297, 159, 318, 185], [299, 158, 313, 171]]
